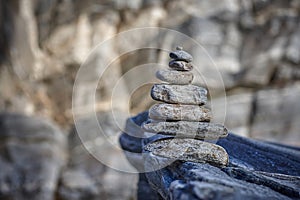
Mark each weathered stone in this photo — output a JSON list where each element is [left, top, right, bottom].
[[213, 93, 253, 137], [285, 25, 300, 64], [0, 113, 67, 200], [59, 111, 137, 200], [156, 69, 194, 84], [168, 60, 193, 71], [137, 173, 161, 200], [149, 103, 211, 122], [58, 169, 100, 200], [151, 84, 207, 105], [169, 50, 193, 62], [142, 121, 228, 139], [144, 138, 228, 167], [120, 112, 300, 200], [157, 162, 299, 200], [250, 85, 300, 146]]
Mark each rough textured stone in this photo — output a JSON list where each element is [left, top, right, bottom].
[[168, 60, 193, 71], [156, 162, 299, 200], [142, 121, 228, 139], [250, 85, 300, 146], [285, 26, 300, 64], [0, 113, 67, 200], [119, 111, 149, 172], [156, 69, 194, 84], [120, 112, 300, 200], [169, 50, 193, 62], [213, 93, 253, 137], [1, 0, 300, 147], [59, 169, 101, 200], [137, 173, 161, 200], [59, 111, 137, 200], [144, 138, 229, 167], [149, 103, 211, 122], [151, 84, 207, 105]]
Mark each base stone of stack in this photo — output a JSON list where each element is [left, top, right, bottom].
[[144, 138, 229, 167]]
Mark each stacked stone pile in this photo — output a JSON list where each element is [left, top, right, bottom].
[[142, 47, 229, 167]]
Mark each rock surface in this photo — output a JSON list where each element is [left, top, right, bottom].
[[151, 84, 207, 105], [119, 112, 300, 200], [0, 113, 67, 200], [149, 103, 211, 121], [144, 138, 229, 166], [59, 111, 138, 200], [156, 69, 194, 84], [142, 121, 228, 139], [1, 0, 300, 146]]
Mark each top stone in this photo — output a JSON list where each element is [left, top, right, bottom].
[[169, 47, 193, 62]]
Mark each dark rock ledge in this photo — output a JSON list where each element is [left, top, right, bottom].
[[119, 112, 300, 200]]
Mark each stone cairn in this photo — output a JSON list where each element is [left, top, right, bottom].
[[142, 47, 229, 167]]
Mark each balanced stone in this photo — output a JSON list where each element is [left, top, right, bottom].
[[149, 103, 211, 122], [169, 50, 193, 62], [142, 121, 228, 139], [169, 60, 193, 71], [144, 138, 228, 166], [151, 84, 207, 105], [156, 69, 194, 85]]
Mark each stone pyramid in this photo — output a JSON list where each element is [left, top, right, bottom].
[[142, 47, 229, 167]]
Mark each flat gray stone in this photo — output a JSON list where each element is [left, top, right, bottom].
[[149, 103, 211, 122], [142, 121, 228, 139], [169, 60, 193, 71], [151, 84, 207, 105], [144, 138, 228, 167], [156, 69, 194, 84], [169, 50, 193, 62]]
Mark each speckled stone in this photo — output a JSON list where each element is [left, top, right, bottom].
[[151, 84, 207, 105], [169, 50, 193, 62], [149, 103, 211, 122], [142, 121, 228, 139], [156, 69, 194, 84], [144, 138, 228, 167], [168, 60, 193, 71]]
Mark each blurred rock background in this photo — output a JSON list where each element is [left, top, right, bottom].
[[0, 0, 299, 199]]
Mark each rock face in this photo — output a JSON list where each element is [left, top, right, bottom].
[[144, 47, 229, 166], [0, 113, 67, 200], [58, 111, 138, 200], [0, 0, 299, 147], [119, 112, 300, 200]]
